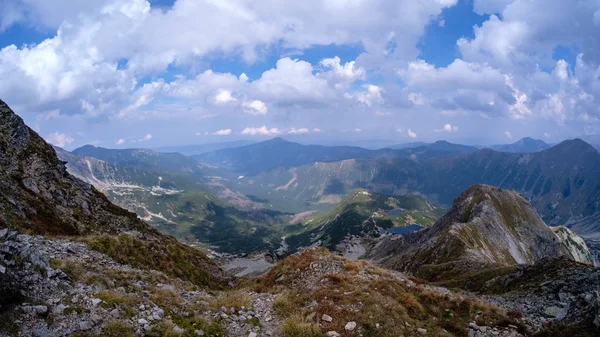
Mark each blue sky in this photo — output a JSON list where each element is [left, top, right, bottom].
[[1, 0, 600, 149]]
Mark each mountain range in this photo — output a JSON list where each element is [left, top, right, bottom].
[[1, 99, 599, 336], [194, 137, 477, 174]]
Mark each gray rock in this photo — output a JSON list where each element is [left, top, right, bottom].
[[79, 321, 93, 331], [0, 264, 5, 274], [91, 314, 103, 324], [33, 327, 55, 337], [417, 328, 427, 335], [0, 228, 7, 239], [326, 332, 341, 337], [248, 333, 257, 337], [138, 318, 149, 325], [321, 314, 333, 322], [195, 330, 205, 336], [345, 321, 357, 331], [543, 306, 562, 318]]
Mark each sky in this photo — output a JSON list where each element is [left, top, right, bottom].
[[1, 0, 600, 149]]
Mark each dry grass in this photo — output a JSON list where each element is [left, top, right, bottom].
[[273, 292, 300, 318], [256, 249, 524, 337], [281, 316, 322, 337], [209, 289, 253, 311], [150, 288, 183, 313], [96, 290, 142, 318]]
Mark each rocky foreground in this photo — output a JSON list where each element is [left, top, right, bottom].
[[1, 228, 530, 337]]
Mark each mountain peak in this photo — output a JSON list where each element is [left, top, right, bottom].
[[552, 138, 596, 152], [369, 184, 594, 269]]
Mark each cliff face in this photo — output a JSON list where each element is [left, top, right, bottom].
[[369, 184, 595, 271], [0, 100, 152, 236]]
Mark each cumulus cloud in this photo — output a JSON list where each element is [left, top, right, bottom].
[[212, 129, 232, 136], [319, 56, 366, 89], [241, 126, 280, 136], [213, 90, 237, 104], [353, 85, 384, 107], [505, 131, 513, 139], [45, 132, 74, 147], [407, 129, 417, 138], [243, 100, 268, 115], [435, 123, 459, 132], [2, 0, 600, 143], [116, 138, 126, 145]]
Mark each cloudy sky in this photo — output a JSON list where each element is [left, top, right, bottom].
[[1, 0, 600, 149]]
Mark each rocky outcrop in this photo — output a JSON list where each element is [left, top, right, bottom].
[[368, 185, 595, 271], [0, 230, 271, 337], [551, 226, 597, 266], [481, 257, 600, 333], [0, 99, 153, 236]]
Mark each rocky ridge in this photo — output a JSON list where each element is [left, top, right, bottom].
[[368, 184, 594, 270]]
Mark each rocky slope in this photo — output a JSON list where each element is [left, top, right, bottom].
[[0, 101, 152, 236], [0, 99, 231, 335], [368, 185, 594, 271]]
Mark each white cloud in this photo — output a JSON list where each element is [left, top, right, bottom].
[[435, 123, 459, 132], [243, 100, 268, 115], [505, 131, 513, 139], [319, 56, 366, 89], [288, 128, 310, 135], [354, 84, 383, 107], [241, 125, 280, 136], [354, 128, 362, 133], [212, 129, 232, 136], [312, 128, 322, 132], [116, 138, 126, 145], [45, 132, 74, 147], [140, 134, 152, 141], [407, 129, 417, 138], [213, 90, 237, 104]]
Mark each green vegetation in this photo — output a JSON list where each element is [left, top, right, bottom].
[[82, 234, 225, 289], [284, 189, 445, 251], [69, 322, 137, 337], [147, 317, 225, 337]]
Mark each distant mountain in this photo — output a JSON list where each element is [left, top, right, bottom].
[[195, 137, 395, 174], [368, 184, 594, 272], [415, 139, 600, 235], [284, 189, 445, 252], [56, 147, 289, 253], [195, 138, 477, 174], [72, 144, 207, 174], [154, 140, 257, 156], [491, 137, 550, 153], [387, 141, 428, 149], [230, 139, 600, 236]]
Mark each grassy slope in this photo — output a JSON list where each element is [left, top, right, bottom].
[[284, 189, 445, 251]]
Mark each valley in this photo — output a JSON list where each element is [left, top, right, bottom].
[[1, 100, 599, 336]]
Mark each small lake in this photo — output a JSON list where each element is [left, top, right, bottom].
[[387, 209, 404, 216], [388, 224, 423, 235]]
